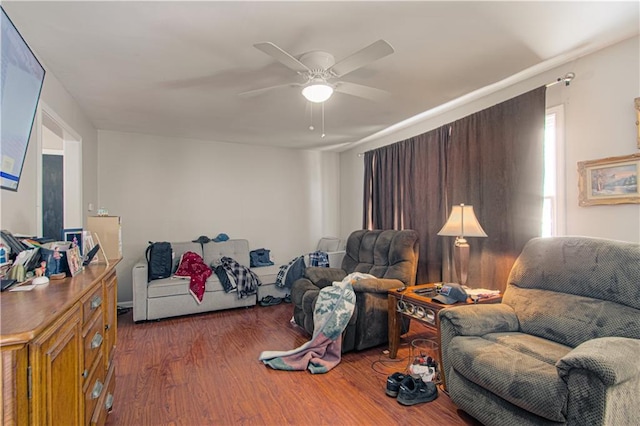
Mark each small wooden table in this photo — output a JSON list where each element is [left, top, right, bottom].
[[387, 284, 502, 389]]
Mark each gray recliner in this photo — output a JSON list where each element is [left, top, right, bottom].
[[291, 229, 419, 352], [439, 236, 640, 426]]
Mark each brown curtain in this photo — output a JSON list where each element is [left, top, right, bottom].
[[363, 86, 546, 290], [445, 86, 546, 290], [363, 126, 450, 283]]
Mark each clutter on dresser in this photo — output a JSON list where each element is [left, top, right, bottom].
[[0, 228, 92, 285]]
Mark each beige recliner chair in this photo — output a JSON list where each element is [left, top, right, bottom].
[[291, 229, 419, 352], [439, 236, 640, 426]]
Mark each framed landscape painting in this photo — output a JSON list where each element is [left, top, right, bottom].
[[578, 153, 640, 206], [636, 97, 639, 148]]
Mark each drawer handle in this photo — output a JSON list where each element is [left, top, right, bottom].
[[82, 369, 88, 378], [105, 323, 111, 331], [91, 296, 103, 310], [91, 332, 103, 349], [91, 380, 104, 399], [105, 393, 114, 410]]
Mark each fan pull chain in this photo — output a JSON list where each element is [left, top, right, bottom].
[[321, 103, 326, 138], [309, 103, 314, 131]]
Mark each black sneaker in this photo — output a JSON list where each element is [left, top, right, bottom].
[[397, 377, 438, 406], [385, 372, 408, 397]]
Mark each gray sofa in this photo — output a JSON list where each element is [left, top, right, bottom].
[[133, 239, 280, 321], [440, 236, 640, 426]]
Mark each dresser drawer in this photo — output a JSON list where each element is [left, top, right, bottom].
[[91, 363, 115, 426], [83, 309, 104, 379], [84, 354, 106, 419], [82, 285, 104, 323], [84, 352, 106, 425]]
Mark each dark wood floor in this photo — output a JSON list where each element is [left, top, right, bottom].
[[106, 302, 481, 426]]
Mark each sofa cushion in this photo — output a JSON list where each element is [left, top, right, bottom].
[[341, 229, 418, 286], [503, 237, 640, 349], [147, 275, 226, 298], [252, 264, 280, 285], [170, 242, 203, 272], [449, 334, 568, 423], [504, 286, 640, 348], [506, 236, 640, 311], [482, 332, 572, 365], [202, 239, 250, 268]]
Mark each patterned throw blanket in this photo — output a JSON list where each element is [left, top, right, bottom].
[[217, 256, 261, 299], [258, 273, 372, 374], [174, 251, 212, 304]]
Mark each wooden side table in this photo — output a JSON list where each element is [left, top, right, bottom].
[[387, 283, 502, 389]]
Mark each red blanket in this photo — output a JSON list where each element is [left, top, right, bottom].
[[174, 251, 212, 303]]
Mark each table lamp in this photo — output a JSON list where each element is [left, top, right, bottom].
[[437, 204, 487, 286]]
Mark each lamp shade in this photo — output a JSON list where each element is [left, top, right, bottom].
[[437, 204, 487, 238], [302, 81, 334, 103]]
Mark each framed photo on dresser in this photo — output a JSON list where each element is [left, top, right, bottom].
[[62, 228, 83, 255], [66, 246, 82, 277]]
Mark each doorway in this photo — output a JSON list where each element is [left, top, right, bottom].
[[38, 107, 82, 241]]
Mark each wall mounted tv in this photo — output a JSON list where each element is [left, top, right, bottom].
[[1, 6, 46, 191]]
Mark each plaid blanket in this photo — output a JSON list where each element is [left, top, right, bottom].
[[309, 251, 329, 267], [219, 256, 261, 299], [275, 255, 305, 288]]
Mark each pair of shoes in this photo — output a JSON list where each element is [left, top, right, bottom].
[[283, 294, 291, 303], [386, 372, 407, 397], [259, 295, 282, 306], [396, 376, 438, 406]]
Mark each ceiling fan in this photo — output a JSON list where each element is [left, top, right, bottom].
[[240, 39, 395, 103]]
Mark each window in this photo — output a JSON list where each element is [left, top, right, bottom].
[[542, 106, 565, 237]]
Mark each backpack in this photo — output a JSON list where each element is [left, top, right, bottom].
[[145, 242, 173, 281]]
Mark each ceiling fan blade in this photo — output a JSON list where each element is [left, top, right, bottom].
[[254, 42, 310, 74], [334, 81, 390, 102], [239, 82, 302, 98], [330, 39, 394, 77]]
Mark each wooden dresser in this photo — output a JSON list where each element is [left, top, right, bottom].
[[1, 260, 120, 425]]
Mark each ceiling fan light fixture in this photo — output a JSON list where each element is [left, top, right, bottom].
[[302, 83, 334, 103]]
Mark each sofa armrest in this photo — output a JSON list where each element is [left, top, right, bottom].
[[291, 277, 320, 306], [439, 304, 520, 337], [304, 267, 347, 287], [351, 278, 404, 293], [439, 303, 520, 390], [557, 337, 640, 386], [132, 258, 149, 322]]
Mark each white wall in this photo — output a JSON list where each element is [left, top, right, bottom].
[[340, 36, 640, 244], [1, 64, 98, 236], [62, 139, 82, 229], [97, 130, 340, 303], [552, 37, 640, 241]]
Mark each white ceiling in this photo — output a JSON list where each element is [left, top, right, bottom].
[[4, 1, 639, 151]]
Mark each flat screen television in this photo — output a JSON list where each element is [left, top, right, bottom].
[[1, 6, 46, 191]]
